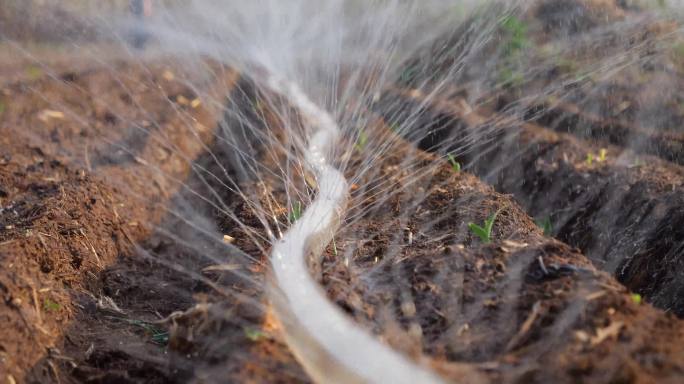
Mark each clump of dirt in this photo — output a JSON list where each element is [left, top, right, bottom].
[[0, 146, 135, 383]]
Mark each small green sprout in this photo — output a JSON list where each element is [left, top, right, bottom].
[[244, 327, 267, 342], [536, 216, 553, 236], [501, 16, 528, 55], [400, 64, 419, 84], [631, 293, 642, 305], [332, 236, 338, 256], [151, 330, 170, 345], [355, 130, 368, 152], [586, 153, 594, 166], [253, 99, 262, 112], [26, 66, 43, 80], [496, 16, 529, 89], [124, 319, 169, 346], [0, 101, 5, 115], [598, 148, 607, 162], [44, 298, 61, 312], [289, 201, 302, 223], [468, 209, 501, 244], [499, 67, 525, 88], [447, 154, 461, 172]]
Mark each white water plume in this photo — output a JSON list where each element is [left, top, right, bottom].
[[5, 0, 684, 383]]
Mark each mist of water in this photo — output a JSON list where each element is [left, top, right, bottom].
[[4, 0, 684, 382]]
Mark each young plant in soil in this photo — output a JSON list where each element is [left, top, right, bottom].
[[244, 327, 268, 342], [598, 148, 607, 162], [288, 201, 303, 223], [447, 153, 461, 172], [355, 130, 368, 152], [536, 216, 553, 236], [43, 298, 61, 312], [498, 16, 529, 87], [468, 209, 501, 244]]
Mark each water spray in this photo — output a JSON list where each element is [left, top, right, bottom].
[[263, 74, 446, 383]]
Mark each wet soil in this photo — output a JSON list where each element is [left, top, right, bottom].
[[2, 60, 684, 384], [380, 87, 684, 317], [381, 0, 684, 318], [316, 121, 684, 383], [0, 59, 259, 382], [3, 1, 684, 382]]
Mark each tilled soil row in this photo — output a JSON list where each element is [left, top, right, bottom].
[[0, 61, 239, 382], [175, 76, 684, 383], [528, 100, 684, 166], [4, 62, 684, 384], [379, 88, 684, 317], [310, 113, 684, 382]]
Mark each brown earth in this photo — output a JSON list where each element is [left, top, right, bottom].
[[2, 58, 684, 384], [2, 0, 684, 383], [318, 120, 684, 383], [0, 58, 257, 382], [380, 85, 684, 317]]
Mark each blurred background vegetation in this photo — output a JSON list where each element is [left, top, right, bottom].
[[0, 0, 187, 43], [0, 0, 133, 42]]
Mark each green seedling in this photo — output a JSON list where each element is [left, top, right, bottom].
[[0, 101, 5, 115], [289, 201, 302, 223], [244, 327, 267, 342], [631, 293, 642, 305], [26, 66, 43, 80], [43, 298, 61, 312], [128, 319, 169, 345], [501, 16, 528, 56], [253, 99, 262, 112], [598, 148, 607, 162], [151, 330, 170, 345], [400, 64, 419, 84], [536, 216, 553, 236], [447, 154, 461, 172], [498, 16, 529, 89], [499, 67, 525, 88], [586, 153, 594, 166], [355, 130, 368, 152], [468, 209, 501, 244]]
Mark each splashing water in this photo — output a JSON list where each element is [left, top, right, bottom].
[[4, 0, 684, 383]]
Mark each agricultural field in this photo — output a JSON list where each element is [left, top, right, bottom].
[[1, 1, 684, 383]]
